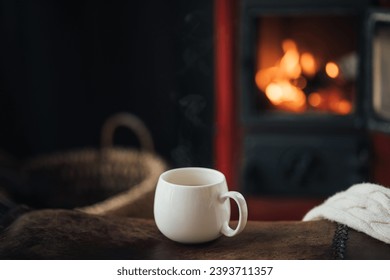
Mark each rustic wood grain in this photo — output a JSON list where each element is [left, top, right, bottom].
[[0, 209, 388, 260]]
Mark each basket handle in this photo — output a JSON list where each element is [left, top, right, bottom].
[[100, 113, 154, 152]]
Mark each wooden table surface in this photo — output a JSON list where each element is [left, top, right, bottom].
[[0, 208, 389, 260]]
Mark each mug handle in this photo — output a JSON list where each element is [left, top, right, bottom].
[[219, 191, 248, 237]]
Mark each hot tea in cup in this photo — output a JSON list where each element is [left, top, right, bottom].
[[153, 167, 248, 243]]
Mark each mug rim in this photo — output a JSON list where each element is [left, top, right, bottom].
[[159, 167, 225, 188]]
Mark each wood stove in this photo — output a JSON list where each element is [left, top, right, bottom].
[[233, 0, 390, 197]]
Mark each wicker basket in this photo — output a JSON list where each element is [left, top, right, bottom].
[[20, 113, 168, 218]]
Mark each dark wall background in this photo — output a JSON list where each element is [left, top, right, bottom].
[[0, 0, 214, 167]]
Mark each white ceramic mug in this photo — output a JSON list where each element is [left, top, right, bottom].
[[154, 167, 248, 243]]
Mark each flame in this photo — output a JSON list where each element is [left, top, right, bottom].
[[334, 100, 352, 115], [279, 42, 301, 79], [308, 90, 351, 115], [265, 81, 306, 112], [255, 39, 307, 112], [300, 53, 316, 77], [255, 39, 352, 114], [308, 92, 323, 108], [325, 62, 339, 78]]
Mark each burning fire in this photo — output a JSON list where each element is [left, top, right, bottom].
[[255, 39, 352, 114]]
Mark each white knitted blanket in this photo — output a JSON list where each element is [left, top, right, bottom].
[[303, 183, 390, 244]]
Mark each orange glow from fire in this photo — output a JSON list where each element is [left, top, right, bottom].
[[255, 39, 352, 114], [307, 90, 351, 115], [300, 53, 316, 77], [325, 62, 339, 78], [335, 100, 352, 115], [308, 92, 323, 107], [265, 82, 306, 112]]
